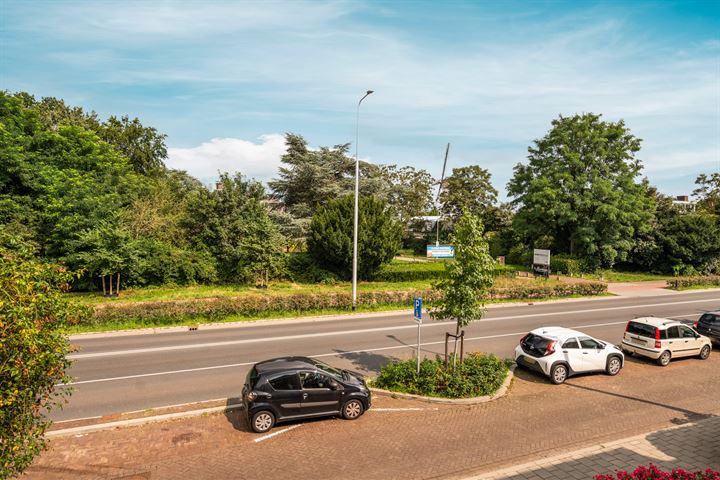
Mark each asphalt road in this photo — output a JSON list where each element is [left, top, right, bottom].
[[58, 290, 720, 422]]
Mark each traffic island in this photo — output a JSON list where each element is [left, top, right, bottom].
[[368, 353, 515, 405]]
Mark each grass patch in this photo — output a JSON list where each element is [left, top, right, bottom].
[[371, 353, 512, 399]]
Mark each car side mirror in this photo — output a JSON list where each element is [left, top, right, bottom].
[[328, 380, 340, 390]]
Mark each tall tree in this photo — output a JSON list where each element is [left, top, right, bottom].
[[430, 212, 495, 361], [384, 165, 435, 225], [99, 115, 167, 175], [693, 172, 720, 214], [507, 113, 654, 269], [439, 165, 498, 223], [307, 195, 402, 280]]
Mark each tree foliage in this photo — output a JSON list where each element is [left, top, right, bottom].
[[693, 172, 720, 215], [440, 165, 498, 224], [430, 212, 495, 334], [383, 165, 435, 225], [0, 252, 87, 478], [307, 195, 402, 280], [508, 113, 654, 269]]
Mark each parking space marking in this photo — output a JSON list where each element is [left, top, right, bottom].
[[371, 408, 436, 411], [252, 424, 303, 443], [61, 313, 699, 386]]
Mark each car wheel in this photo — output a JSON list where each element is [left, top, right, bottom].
[[342, 399, 364, 420], [699, 345, 711, 360], [550, 364, 568, 384], [656, 350, 672, 367], [606, 356, 622, 376], [251, 410, 275, 433]]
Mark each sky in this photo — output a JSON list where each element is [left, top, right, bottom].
[[1, 0, 719, 199]]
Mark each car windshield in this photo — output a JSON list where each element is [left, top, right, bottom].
[[308, 359, 344, 379], [627, 322, 657, 338], [246, 367, 259, 388]]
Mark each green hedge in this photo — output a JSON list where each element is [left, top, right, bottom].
[[82, 281, 607, 328], [550, 255, 584, 275], [375, 262, 446, 282], [666, 275, 720, 290], [372, 354, 511, 398]]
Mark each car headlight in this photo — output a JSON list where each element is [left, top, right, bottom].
[[246, 391, 258, 401]]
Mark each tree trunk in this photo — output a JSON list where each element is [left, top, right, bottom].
[[102, 276, 106, 296], [117, 272, 121, 295], [452, 322, 460, 368], [109, 274, 113, 296]]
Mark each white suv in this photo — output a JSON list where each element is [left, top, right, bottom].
[[514, 327, 624, 384], [621, 317, 712, 366]]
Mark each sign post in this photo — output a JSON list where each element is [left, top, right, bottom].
[[533, 249, 551, 278], [413, 297, 422, 374]]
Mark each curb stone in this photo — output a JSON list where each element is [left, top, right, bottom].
[[370, 365, 515, 405]]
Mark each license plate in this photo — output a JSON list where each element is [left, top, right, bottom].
[[632, 337, 647, 345]]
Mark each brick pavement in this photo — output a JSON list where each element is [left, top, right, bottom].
[[26, 354, 720, 480], [471, 416, 720, 480]]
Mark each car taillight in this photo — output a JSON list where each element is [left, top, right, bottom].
[[625, 321, 631, 331], [246, 391, 257, 401], [655, 327, 661, 348], [545, 340, 556, 356], [693, 320, 699, 328]]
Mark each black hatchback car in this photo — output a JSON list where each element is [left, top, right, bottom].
[[695, 311, 720, 345], [242, 356, 371, 433]]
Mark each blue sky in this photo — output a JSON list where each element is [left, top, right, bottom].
[[1, 0, 719, 199]]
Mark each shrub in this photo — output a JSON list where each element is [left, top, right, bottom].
[[0, 252, 89, 478], [594, 464, 720, 480], [667, 276, 720, 290], [372, 353, 512, 399], [376, 261, 446, 282], [286, 252, 339, 284], [550, 254, 583, 275]]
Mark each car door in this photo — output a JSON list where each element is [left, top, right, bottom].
[[266, 373, 303, 419], [560, 337, 585, 372], [678, 325, 703, 355], [665, 326, 685, 357], [579, 336, 607, 371], [299, 371, 342, 416]]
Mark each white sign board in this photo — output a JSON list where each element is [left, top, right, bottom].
[[533, 249, 550, 266]]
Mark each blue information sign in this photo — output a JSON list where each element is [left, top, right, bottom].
[[427, 245, 455, 258], [413, 297, 423, 323]]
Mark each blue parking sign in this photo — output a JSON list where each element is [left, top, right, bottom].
[[414, 297, 422, 322]]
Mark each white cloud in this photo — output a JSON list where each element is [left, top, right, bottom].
[[167, 134, 287, 181]]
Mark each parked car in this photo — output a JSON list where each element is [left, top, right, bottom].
[[241, 356, 371, 433], [514, 327, 624, 384], [621, 317, 712, 366], [694, 311, 720, 346]]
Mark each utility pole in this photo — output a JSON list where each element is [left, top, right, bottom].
[[435, 143, 450, 246]]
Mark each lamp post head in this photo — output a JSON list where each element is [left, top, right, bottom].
[[366, 90, 374, 95]]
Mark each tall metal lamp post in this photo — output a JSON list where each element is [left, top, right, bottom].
[[352, 89, 373, 311]]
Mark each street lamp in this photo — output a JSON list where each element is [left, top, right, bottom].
[[352, 89, 373, 311]]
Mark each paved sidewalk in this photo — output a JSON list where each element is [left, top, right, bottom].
[[470, 417, 720, 479], [606, 281, 670, 297]]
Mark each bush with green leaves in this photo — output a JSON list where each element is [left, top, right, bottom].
[[550, 255, 584, 275], [307, 195, 402, 280], [666, 275, 720, 290], [372, 353, 512, 398], [0, 252, 88, 478]]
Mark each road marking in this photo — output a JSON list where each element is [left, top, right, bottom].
[[68, 298, 717, 360], [253, 424, 303, 443], [61, 318, 646, 386], [371, 408, 435, 411]]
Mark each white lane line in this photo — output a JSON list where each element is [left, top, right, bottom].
[[69, 298, 717, 360], [253, 424, 303, 443], [62, 318, 642, 386]]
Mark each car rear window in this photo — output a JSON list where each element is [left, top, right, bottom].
[[699, 314, 719, 326], [246, 367, 259, 388], [522, 333, 553, 356], [627, 321, 657, 339]]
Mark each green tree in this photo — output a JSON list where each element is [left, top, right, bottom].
[[507, 113, 654, 269], [189, 173, 287, 283], [384, 165, 435, 225], [440, 165, 498, 223], [99, 115, 167, 175], [307, 195, 402, 280], [0, 252, 87, 478], [430, 212, 495, 361], [693, 172, 720, 214]]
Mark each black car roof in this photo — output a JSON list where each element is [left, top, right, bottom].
[[254, 356, 317, 374]]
